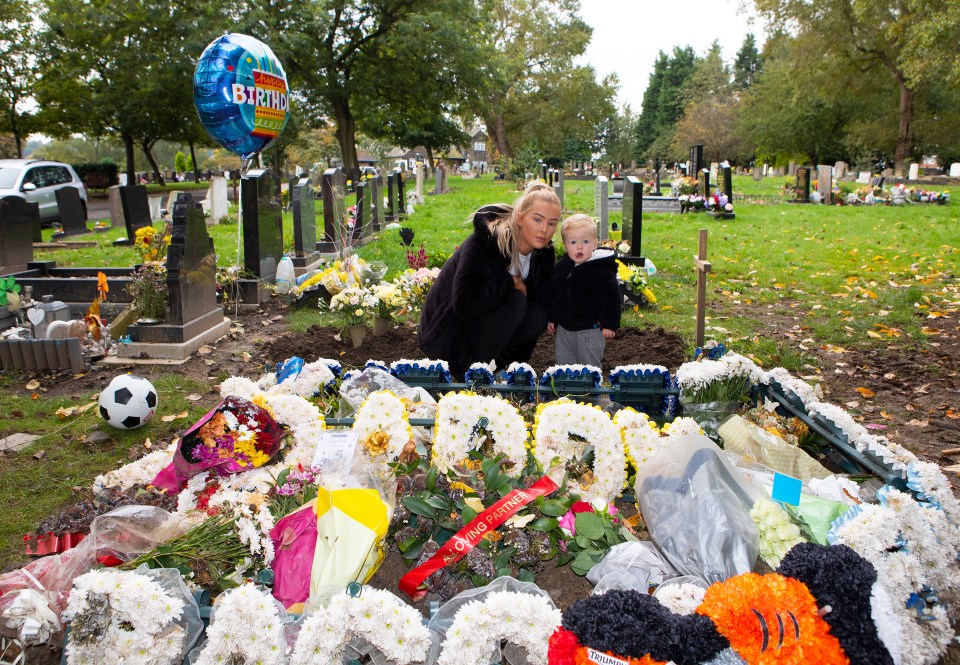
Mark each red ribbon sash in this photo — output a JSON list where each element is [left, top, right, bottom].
[[399, 475, 559, 600]]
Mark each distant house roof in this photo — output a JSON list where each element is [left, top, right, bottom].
[[357, 149, 378, 164]]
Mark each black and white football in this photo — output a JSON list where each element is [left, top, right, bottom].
[[98, 374, 158, 429]]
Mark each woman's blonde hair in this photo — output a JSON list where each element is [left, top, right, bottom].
[[485, 182, 560, 271]]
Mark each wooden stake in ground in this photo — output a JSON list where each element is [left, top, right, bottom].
[[694, 229, 711, 348]]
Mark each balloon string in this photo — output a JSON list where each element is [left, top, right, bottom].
[[235, 156, 252, 320]]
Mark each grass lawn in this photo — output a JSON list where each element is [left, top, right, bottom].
[[1, 172, 956, 568]]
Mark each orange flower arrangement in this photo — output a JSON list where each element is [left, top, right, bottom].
[[696, 573, 850, 665]]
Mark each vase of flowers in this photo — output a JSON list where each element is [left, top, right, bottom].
[[327, 285, 376, 348], [370, 281, 406, 335], [128, 263, 169, 322], [676, 352, 762, 440]]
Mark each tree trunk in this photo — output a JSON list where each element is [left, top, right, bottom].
[[894, 81, 914, 176], [123, 132, 136, 185], [483, 112, 511, 158], [331, 95, 359, 183], [425, 145, 435, 178], [14, 132, 22, 159], [141, 140, 164, 186], [189, 142, 199, 182]]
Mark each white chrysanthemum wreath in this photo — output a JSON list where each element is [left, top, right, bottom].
[[194, 583, 287, 665], [353, 390, 414, 462], [64, 569, 186, 665], [432, 392, 528, 473], [533, 399, 626, 502], [436, 590, 561, 665], [613, 407, 662, 469], [291, 588, 430, 665]]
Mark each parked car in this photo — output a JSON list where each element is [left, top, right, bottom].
[[0, 159, 88, 226]]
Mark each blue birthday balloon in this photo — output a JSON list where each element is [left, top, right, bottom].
[[193, 33, 291, 159]]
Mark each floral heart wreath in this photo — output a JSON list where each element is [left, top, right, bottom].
[[548, 543, 897, 665]]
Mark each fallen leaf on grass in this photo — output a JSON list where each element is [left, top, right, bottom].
[[25, 380, 39, 390], [947, 409, 959, 420], [855, 387, 876, 399], [505, 514, 537, 529], [915, 384, 930, 394], [197, 346, 212, 356], [55, 402, 98, 419], [186, 394, 203, 402], [880, 411, 894, 420], [161, 411, 189, 423], [241, 352, 252, 362], [33, 450, 45, 460], [943, 464, 960, 474], [867, 331, 883, 339], [905, 419, 929, 427], [464, 497, 485, 513], [31, 393, 39, 400]]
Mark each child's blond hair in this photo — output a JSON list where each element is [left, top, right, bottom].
[[560, 213, 598, 240]]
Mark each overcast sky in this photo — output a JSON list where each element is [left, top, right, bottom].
[[578, 0, 768, 113]]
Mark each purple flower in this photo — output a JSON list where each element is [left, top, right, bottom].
[[277, 484, 297, 496]]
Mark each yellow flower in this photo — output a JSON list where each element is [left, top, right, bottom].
[[364, 431, 390, 456], [354, 308, 364, 317]]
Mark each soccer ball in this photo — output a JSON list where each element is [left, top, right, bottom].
[[98, 374, 158, 429]]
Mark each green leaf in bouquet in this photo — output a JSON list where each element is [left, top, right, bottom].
[[402, 496, 437, 520], [539, 499, 571, 517], [529, 517, 558, 532], [481, 457, 497, 477], [493, 546, 516, 570], [425, 495, 450, 510], [574, 512, 604, 540], [275, 467, 290, 487], [426, 466, 438, 492], [574, 534, 592, 549], [556, 552, 575, 567], [571, 549, 599, 576], [462, 505, 478, 523], [399, 535, 428, 561], [487, 474, 512, 493], [495, 566, 512, 579], [518, 568, 536, 583], [496, 484, 513, 498]]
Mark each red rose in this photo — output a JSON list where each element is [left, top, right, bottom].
[[570, 501, 593, 514]]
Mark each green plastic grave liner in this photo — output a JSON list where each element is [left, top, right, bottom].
[[760, 382, 906, 490]]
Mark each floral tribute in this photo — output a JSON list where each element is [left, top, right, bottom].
[[616, 261, 657, 305], [431, 392, 528, 473], [193, 583, 287, 665], [437, 589, 561, 665], [353, 390, 414, 462], [750, 498, 806, 568], [532, 399, 626, 503], [676, 351, 762, 404], [64, 569, 187, 665], [291, 587, 431, 665]]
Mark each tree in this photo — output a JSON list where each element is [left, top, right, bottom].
[[0, 0, 41, 157], [672, 96, 748, 164], [596, 106, 637, 166], [733, 33, 763, 90], [753, 0, 960, 174], [634, 46, 697, 160]]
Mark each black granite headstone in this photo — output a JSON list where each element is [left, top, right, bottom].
[[51, 188, 89, 238], [385, 173, 397, 222], [0, 197, 38, 275], [241, 168, 283, 282], [396, 170, 406, 219], [369, 173, 383, 234], [721, 165, 733, 202], [688, 144, 704, 182], [128, 193, 221, 344], [321, 168, 346, 252], [795, 167, 811, 202], [621, 176, 644, 265], [539, 162, 548, 182], [354, 180, 371, 241], [115, 185, 153, 246], [287, 177, 299, 205], [699, 168, 710, 198], [292, 179, 321, 267]]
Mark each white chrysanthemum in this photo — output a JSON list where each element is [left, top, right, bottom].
[[285, 420, 328, 469], [353, 391, 414, 462], [291, 588, 430, 664], [908, 460, 960, 525], [263, 393, 322, 427], [432, 392, 528, 473], [676, 352, 762, 393], [762, 367, 820, 407], [807, 402, 918, 476], [436, 591, 560, 665], [660, 417, 703, 442], [533, 399, 626, 502], [749, 498, 805, 568], [220, 376, 262, 401], [269, 359, 338, 398], [93, 441, 177, 493], [614, 408, 662, 468], [194, 584, 287, 665], [65, 569, 186, 665], [653, 582, 706, 615]]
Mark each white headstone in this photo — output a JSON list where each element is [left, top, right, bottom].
[[118, 173, 128, 186], [415, 165, 424, 198], [709, 162, 719, 182], [206, 176, 229, 224], [817, 165, 833, 204], [908, 163, 919, 181], [148, 195, 162, 221], [857, 171, 871, 184], [594, 176, 609, 240], [950, 163, 960, 178]]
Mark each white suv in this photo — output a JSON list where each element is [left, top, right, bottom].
[[0, 159, 89, 225]]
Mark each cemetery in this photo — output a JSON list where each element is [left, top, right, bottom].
[[1, 4, 960, 665]]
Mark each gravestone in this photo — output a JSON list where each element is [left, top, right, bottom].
[[857, 171, 871, 184], [817, 165, 833, 204], [950, 163, 960, 178], [699, 169, 710, 198], [788, 162, 797, 177], [288, 176, 299, 199], [441, 167, 449, 193], [752, 166, 762, 181], [834, 161, 848, 178], [368, 173, 383, 234], [688, 145, 704, 182], [354, 180, 371, 241], [434, 166, 444, 195], [709, 163, 719, 183], [148, 195, 162, 222], [0, 197, 38, 275], [553, 170, 565, 208], [122, 192, 228, 354], [908, 163, 919, 181], [320, 167, 345, 253], [792, 167, 811, 203], [396, 170, 407, 216], [291, 179, 321, 269], [164, 191, 183, 213], [414, 166, 424, 203], [609, 177, 624, 210], [241, 168, 283, 282], [720, 165, 733, 202], [51, 188, 89, 239], [108, 185, 125, 228], [116, 185, 153, 246], [594, 176, 609, 240], [621, 176, 644, 264], [882, 168, 894, 178], [205, 176, 229, 224], [385, 173, 397, 222], [539, 162, 548, 182], [653, 163, 662, 195]]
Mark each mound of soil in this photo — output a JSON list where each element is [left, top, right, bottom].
[[259, 323, 688, 373]]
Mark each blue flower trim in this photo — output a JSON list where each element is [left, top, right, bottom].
[[608, 364, 670, 385], [826, 503, 864, 545], [905, 462, 944, 510], [501, 363, 537, 386], [276, 356, 305, 384], [694, 343, 727, 360], [363, 360, 390, 374], [390, 358, 452, 383], [539, 364, 602, 388], [464, 365, 495, 385]]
